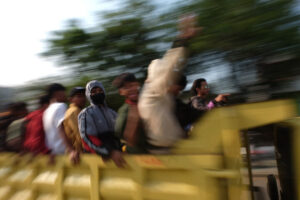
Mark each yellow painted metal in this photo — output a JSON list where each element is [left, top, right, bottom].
[[0, 154, 224, 200], [0, 99, 298, 200], [172, 99, 297, 200], [173, 99, 297, 154]]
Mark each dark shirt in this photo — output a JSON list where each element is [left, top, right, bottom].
[[115, 103, 148, 154], [0, 113, 14, 151], [175, 98, 203, 133]]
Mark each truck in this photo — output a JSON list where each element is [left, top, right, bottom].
[[0, 99, 299, 200]]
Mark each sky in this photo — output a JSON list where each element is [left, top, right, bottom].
[[0, 0, 109, 87], [0, 0, 174, 88]]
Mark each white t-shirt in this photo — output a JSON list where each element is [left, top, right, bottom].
[[43, 102, 67, 154]]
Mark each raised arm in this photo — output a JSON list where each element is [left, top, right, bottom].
[[146, 15, 200, 94]]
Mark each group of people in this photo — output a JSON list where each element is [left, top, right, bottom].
[[0, 76, 227, 167], [0, 16, 229, 167]]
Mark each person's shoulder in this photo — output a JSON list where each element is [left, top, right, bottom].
[[189, 96, 201, 106], [9, 118, 25, 127], [78, 105, 93, 117], [56, 103, 68, 115], [47, 102, 67, 111], [190, 96, 197, 100], [190, 96, 202, 102], [65, 105, 81, 116], [55, 102, 67, 109], [108, 107, 117, 116], [26, 109, 40, 120], [117, 103, 129, 113]]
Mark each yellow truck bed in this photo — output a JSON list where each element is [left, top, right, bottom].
[[0, 99, 298, 200]]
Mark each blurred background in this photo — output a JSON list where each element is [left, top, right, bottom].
[[0, 0, 300, 111], [0, 1, 299, 198]]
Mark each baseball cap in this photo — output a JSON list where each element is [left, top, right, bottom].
[[69, 87, 85, 97]]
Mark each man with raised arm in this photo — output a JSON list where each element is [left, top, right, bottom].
[[138, 15, 201, 153]]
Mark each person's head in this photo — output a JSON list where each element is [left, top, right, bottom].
[[47, 83, 67, 103], [113, 73, 140, 102], [86, 80, 106, 105], [69, 87, 86, 108], [9, 102, 28, 119], [191, 78, 209, 97], [168, 74, 187, 97], [38, 95, 50, 110]]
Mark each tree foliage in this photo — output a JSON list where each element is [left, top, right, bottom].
[[183, 0, 300, 62], [42, 0, 300, 95], [42, 0, 161, 78]]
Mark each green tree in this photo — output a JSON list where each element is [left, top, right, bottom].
[[42, 0, 161, 80], [42, 0, 300, 99], [176, 0, 300, 93]]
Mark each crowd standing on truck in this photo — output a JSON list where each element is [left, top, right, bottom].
[[0, 16, 229, 167]]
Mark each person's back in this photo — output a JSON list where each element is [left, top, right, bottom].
[[42, 83, 80, 164], [23, 95, 49, 154], [6, 118, 26, 151], [138, 15, 201, 153], [43, 102, 67, 154], [138, 46, 188, 153], [0, 111, 13, 131], [43, 83, 69, 155], [63, 87, 86, 152], [64, 105, 82, 152], [0, 111, 13, 151], [5, 102, 28, 152]]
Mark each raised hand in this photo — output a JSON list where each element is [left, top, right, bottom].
[[178, 14, 202, 40], [215, 94, 230, 102]]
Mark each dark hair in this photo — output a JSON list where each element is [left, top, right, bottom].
[[69, 87, 85, 97], [176, 74, 187, 89], [39, 95, 50, 106], [47, 83, 66, 98], [191, 78, 206, 95], [112, 73, 137, 89], [8, 102, 27, 112]]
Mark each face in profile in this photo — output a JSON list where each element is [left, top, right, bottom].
[[55, 90, 67, 103], [71, 93, 86, 108], [119, 81, 140, 102], [197, 81, 209, 96]]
